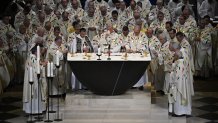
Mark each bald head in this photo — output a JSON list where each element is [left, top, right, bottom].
[[157, 33, 167, 44], [45, 21, 52, 31], [133, 25, 141, 36], [133, 10, 140, 19], [100, 6, 107, 16], [37, 27, 45, 37], [107, 23, 114, 32]]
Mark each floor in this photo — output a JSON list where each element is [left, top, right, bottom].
[[0, 77, 218, 123]]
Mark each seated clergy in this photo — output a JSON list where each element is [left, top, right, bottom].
[[71, 28, 94, 53]]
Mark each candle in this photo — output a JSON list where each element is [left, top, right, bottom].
[[29, 67, 33, 82], [50, 62, 54, 77], [47, 61, 51, 77], [97, 47, 101, 55], [83, 43, 87, 53], [70, 43, 73, 53], [56, 50, 60, 66], [36, 60, 40, 74], [37, 45, 40, 61]]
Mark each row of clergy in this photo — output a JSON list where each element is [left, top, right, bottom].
[[11, 0, 200, 42], [0, 12, 216, 94], [19, 25, 195, 117]]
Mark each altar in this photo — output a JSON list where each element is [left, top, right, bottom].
[[67, 53, 151, 95]]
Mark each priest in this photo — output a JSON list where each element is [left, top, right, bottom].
[[70, 28, 94, 91], [168, 41, 194, 116], [23, 43, 47, 114], [46, 36, 68, 96]]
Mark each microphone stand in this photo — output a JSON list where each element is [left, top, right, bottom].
[[35, 74, 43, 122], [27, 80, 35, 123], [44, 77, 53, 122], [54, 65, 62, 121]]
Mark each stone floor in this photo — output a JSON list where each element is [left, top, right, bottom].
[[0, 76, 218, 123]]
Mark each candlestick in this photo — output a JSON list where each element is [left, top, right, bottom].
[[29, 66, 33, 82], [36, 60, 40, 74], [50, 62, 54, 77], [47, 61, 51, 77], [56, 50, 60, 66], [37, 45, 40, 61]]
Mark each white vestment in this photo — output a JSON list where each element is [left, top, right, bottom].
[[170, 48, 194, 115], [23, 54, 46, 114]]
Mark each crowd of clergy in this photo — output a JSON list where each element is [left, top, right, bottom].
[[0, 0, 218, 118]]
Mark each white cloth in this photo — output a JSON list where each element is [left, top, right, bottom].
[[133, 70, 148, 87]]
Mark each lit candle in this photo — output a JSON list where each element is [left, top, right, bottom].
[[47, 61, 51, 77], [50, 62, 54, 77], [36, 60, 40, 74], [29, 67, 33, 82], [37, 45, 40, 61], [56, 50, 60, 66], [97, 46, 101, 55]]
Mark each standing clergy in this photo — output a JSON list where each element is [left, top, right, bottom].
[[126, 25, 148, 90], [0, 36, 12, 90], [23, 43, 47, 114], [150, 11, 167, 33], [194, 20, 212, 78], [13, 24, 30, 83], [116, 26, 130, 51], [68, 0, 84, 22], [71, 28, 94, 53], [149, 0, 171, 23], [176, 32, 195, 75], [174, 6, 197, 41], [81, 7, 99, 40], [126, 25, 148, 52], [70, 28, 94, 90], [199, 0, 216, 18], [126, 0, 142, 19], [168, 41, 194, 116], [29, 27, 46, 51], [0, 14, 16, 39], [46, 36, 68, 96], [145, 28, 161, 87], [99, 24, 120, 53], [154, 32, 170, 94]]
